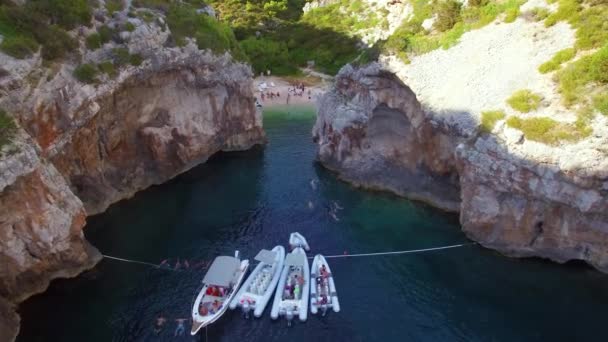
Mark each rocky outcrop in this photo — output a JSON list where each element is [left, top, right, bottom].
[[0, 8, 264, 339], [314, 63, 608, 272], [22, 45, 264, 214], [0, 132, 101, 340], [313, 64, 461, 212], [457, 133, 608, 271]]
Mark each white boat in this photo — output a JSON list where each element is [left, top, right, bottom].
[[229, 246, 285, 318], [270, 247, 310, 324], [289, 232, 310, 251], [310, 254, 340, 315], [190, 251, 249, 335]]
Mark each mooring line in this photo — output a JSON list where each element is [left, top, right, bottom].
[[101, 254, 180, 271], [310, 242, 477, 259], [101, 242, 476, 270]]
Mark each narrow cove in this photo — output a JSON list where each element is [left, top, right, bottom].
[[18, 106, 608, 341]]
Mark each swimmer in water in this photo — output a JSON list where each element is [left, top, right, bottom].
[[310, 179, 318, 190], [174, 318, 187, 337], [329, 211, 340, 222], [153, 315, 166, 334]]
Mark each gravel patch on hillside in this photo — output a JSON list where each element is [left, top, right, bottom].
[[381, 18, 575, 136]]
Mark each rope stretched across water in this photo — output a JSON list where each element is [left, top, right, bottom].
[[102, 254, 166, 268], [101, 242, 476, 269], [311, 242, 477, 259]]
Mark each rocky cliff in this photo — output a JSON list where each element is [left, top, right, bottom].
[[313, 64, 461, 212], [0, 7, 264, 340], [314, 63, 608, 272]]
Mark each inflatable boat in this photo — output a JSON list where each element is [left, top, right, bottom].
[[310, 254, 340, 315], [270, 246, 310, 324], [230, 246, 285, 318], [191, 251, 249, 335], [289, 232, 310, 251]]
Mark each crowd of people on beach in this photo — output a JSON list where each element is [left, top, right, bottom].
[[257, 82, 314, 106], [288, 83, 312, 101]]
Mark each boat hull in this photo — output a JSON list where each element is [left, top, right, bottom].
[[271, 247, 310, 322], [310, 254, 340, 314], [230, 246, 285, 318], [191, 259, 249, 335]]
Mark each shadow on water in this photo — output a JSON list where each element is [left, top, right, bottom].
[[17, 105, 608, 342]]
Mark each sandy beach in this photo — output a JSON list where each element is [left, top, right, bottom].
[[253, 75, 331, 108]]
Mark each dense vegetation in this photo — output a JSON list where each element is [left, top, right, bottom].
[[0, 0, 88, 60], [206, 0, 361, 75], [166, 3, 246, 60]]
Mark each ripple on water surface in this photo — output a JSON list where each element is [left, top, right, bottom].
[[18, 105, 608, 342]]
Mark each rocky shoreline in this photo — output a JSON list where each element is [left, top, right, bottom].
[[313, 63, 608, 272]]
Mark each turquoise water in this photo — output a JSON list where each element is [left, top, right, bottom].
[[18, 106, 608, 341]]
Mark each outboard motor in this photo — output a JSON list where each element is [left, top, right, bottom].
[[242, 301, 251, 319], [285, 309, 294, 327], [321, 304, 328, 317], [234, 250, 240, 260]]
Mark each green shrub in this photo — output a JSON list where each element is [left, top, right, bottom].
[[132, 0, 172, 12], [468, 0, 489, 7], [97, 61, 116, 76], [112, 47, 131, 65], [504, 6, 520, 23], [433, 0, 462, 32], [507, 89, 543, 112], [0, 109, 17, 149], [73, 63, 98, 83], [98, 25, 114, 43], [593, 92, 608, 115], [538, 48, 576, 73], [544, 0, 581, 27], [528, 7, 550, 21], [86, 33, 102, 49], [39, 25, 78, 61], [506, 116, 589, 144], [105, 0, 125, 14], [590, 44, 608, 83], [573, 5, 608, 50], [125, 22, 136, 32], [0, 35, 38, 58], [129, 53, 143, 66], [480, 110, 506, 132], [42, 0, 93, 30], [137, 10, 156, 23]]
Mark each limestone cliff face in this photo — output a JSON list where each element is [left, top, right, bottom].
[[312, 64, 461, 212], [25, 47, 264, 214], [0, 133, 100, 341], [0, 14, 264, 340], [314, 64, 608, 272], [457, 135, 608, 271]]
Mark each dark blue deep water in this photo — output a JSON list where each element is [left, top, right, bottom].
[[18, 106, 608, 342]]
